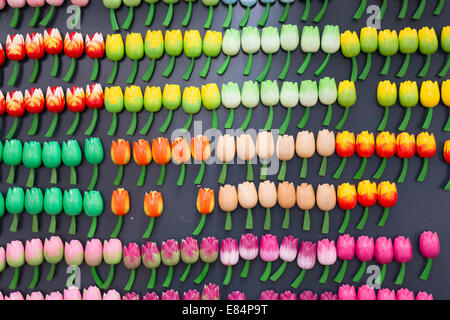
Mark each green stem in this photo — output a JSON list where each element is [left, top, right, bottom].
[[10, 213, 19, 232], [338, 209, 351, 234], [211, 109, 218, 129], [375, 264, 386, 285], [193, 214, 207, 236], [140, 112, 154, 135], [223, 265, 233, 285], [142, 59, 156, 82], [137, 166, 147, 186], [322, 104, 333, 126], [7, 60, 19, 87], [29, 265, 40, 289], [91, 267, 104, 288], [225, 211, 232, 231], [222, 3, 233, 28], [146, 3, 155, 26], [69, 216, 76, 235], [48, 215, 56, 233], [110, 215, 124, 238], [50, 54, 59, 77], [179, 263, 191, 282], [335, 107, 349, 130], [46, 264, 56, 281], [63, 58, 76, 82], [163, 3, 174, 27], [297, 107, 311, 129], [303, 209, 311, 231], [240, 108, 253, 131], [258, 3, 271, 27], [26, 168, 35, 188], [39, 5, 55, 27], [101, 264, 115, 289], [419, 258, 432, 280], [240, 260, 250, 278], [217, 55, 231, 75], [373, 157, 387, 179], [32, 214, 39, 233], [70, 166, 77, 185], [438, 54, 450, 77], [313, 0, 328, 22], [433, 0, 445, 14], [270, 261, 287, 282], [333, 157, 347, 179], [159, 109, 173, 133], [278, 160, 287, 181], [199, 56, 212, 78], [28, 113, 39, 136], [397, 158, 408, 183], [398, 0, 408, 18], [194, 263, 210, 284], [422, 108, 433, 130], [353, 157, 367, 180], [245, 208, 253, 230], [333, 260, 348, 283], [278, 51, 291, 80], [162, 55, 176, 78], [127, 60, 139, 84], [126, 112, 138, 135], [352, 261, 366, 282], [85, 109, 99, 136], [29, 6, 41, 26], [349, 56, 358, 82], [218, 163, 228, 184], [297, 52, 312, 75], [359, 53, 372, 81], [394, 263, 406, 285], [318, 265, 330, 284], [29, 59, 39, 83], [319, 156, 327, 177], [380, 55, 391, 75], [396, 54, 410, 78], [398, 107, 411, 131], [356, 206, 369, 230], [182, 1, 193, 26], [246, 160, 253, 181], [87, 217, 97, 238], [279, 107, 292, 135], [260, 160, 268, 181], [417, 157, 429, 182], [377, 207, 390, 227], [108, 8, 119, 30], [147, 268, 156, 289], [264, 207, 271, 231], [157, 164, 166, 186], [291, 269, 306, 288], [183, 57, 196, 81], [121, 6, 134, 30], [44, 113, 58, 138], [124, 269, 136, 291], [107, 112, 118, 136], [279, 2, 290, 23], [107, 61, 118, 84], [50, 168, 57, 184], [114, 165, 124, 185], [353, 0, 367, 19], [243, 53, 253, 76], [177, 163, 186, 186], [143, 218, 155, 239], [9, 268, 20, 290], [194, 161, 206, 185], [66, 112, 80, 136], [445, 180, 450, 190], [10, 7, 21, 28], [224, 108, 234, 129], [418, 54, 431, 78], [413, 0, 426, 19], [260, 261, 272, 282], [321, 211, 329, 234], [379, 0, 387, 19], [315, 53, 331, 76], [282, 208, 290, 230], [377, 107, 390, 131], [264, 106, 274, 130], [6, 166, 16, 185], [239, 6, 251, 27], [443, 113, 450, 132], [163, 266, 174, 287], [90, 58, 99, 81], [256, 54, 272, 82], [301, 0, 311, 21], [203, 5, 214, 29]]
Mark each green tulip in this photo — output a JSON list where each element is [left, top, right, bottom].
[[124, 86, 144, 136], [143, 30, 164, 82], [125, 33, 145, 83], [297, 26, 320, 75], [63, 189, 83, 235], [25, 188, 43, 233], [62, 140, 82, 186], [378, 30, 398, 76], [319, 77, 337, 126], [398, 81, 419, 131], [85, 138, 104, 190], [160, 84, 181, 133], [106, 34, 125, 84], [0, 140, 3, 162], [279, 81, 299, 134], [221, 82, 241, 129], [6, 187, 24, 232], [336, 80, 357, 130], [240, 81, 259, 131], [162, 0, 180, 27], [202, 0, 219, 29], [396, 27, 418, 78], [182, 86, 202, 130], [44, 188, 62, 234], [183, 30, 202, 81], [376, 80, 397, 131], [162, 30, 183, 78], [439, 26, 450, 77], [217, 28, 240, 75], [418, 27, 438, 78], [103, 0, 123, 31], [260, 80, 279, 130], [140, 86, 162, 135], [201, 83, 221, 128], [279, 24, 299, 80], [3, 139, 22, 185], [22, 141, 41, 188], [199, 31, 222, 78], [241, 27, 260, 76], [0, 192, 5, 219], [42, 141, 61, 184], [341, 30, 360, 82], [122, 0, 142, 30], [298, 80, 318, 129], [315, 25, 340, 76], [257, 27, 280, 82], [84, 191, 104, 238]]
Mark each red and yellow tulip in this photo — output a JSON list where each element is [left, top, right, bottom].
[[63, 32, 84, 82], [5, 90, 25, 139], [396, 132, 415, 183], [416, 132, 436, 182], [337, 183, 357, 234], [44, 86, 65, 138], [25, 32, 45, 83], [65, 86, 86, 136], [191, 135, 211, 185], [353, 131, 375, 180], [6, 34, 25, 86], [111, 139, 131, 186], [333, 131, 355, 179], [143, 191, 163, 238], [152, 137, 171, 186], [44, 28, 63, 77], [85, 33, 105, 81], [356, 180, 377, 230], [377, 181, 397, 227], [24, 88, 44, 136], [194, 188, 215, 236], [84, 84, 104, 136], [373, 131, 396, 180], [110, 188, 130, 238]]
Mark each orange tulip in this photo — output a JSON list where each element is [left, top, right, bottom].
[[373, 131, 396, 180], [333, 131, 356, 179], [25, 32, 45, 83], [416, 132, 436, 182], [337, 183, 357, 234], [110, 188, 130, 238], [396, 132, 415, 184], [191, 135, 211, 185], [377, 181, 397, 227], [172, 137, 191, 187], [64, 32, 84, 59], [134, 139, 152, 187], [111, 139, 130, 186], [143, 191, 163, 238], [353, 131, 375, 180], [193, 188, 215, 236], [356, 180, 377, 230], [152, 137, 171, 186]]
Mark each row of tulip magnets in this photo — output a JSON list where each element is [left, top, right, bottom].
[[0, 232, 439, 292], [0, 284, 435, 300]]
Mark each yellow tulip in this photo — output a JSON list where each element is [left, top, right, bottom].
[[420, 80, 440, 130]]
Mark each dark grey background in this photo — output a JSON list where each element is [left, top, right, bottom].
[[0, 0, 448, 300]]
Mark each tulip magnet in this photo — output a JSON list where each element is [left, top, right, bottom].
[[63, 189, 82, 235], [62, 140, 82, 185], [200, 31, 222, 78], [259, 234, 278, 282], [5, 91, 26, 139], [85, 33, 104, 81], [217, 29, 240, 75], [44, 28, 63, 78], [318, 77, 337, 126], [181, 30, 201, 80], [241, 27, 260, 76], [291, 241, 315, 288], [315, 25, 340, 76], [106, 34, 124, 84], [162, 30, 182, 78], [258, 181, 277, 230], [276, 135, 294, 181], [396, 133, 415, 183], [316, 184, 336, 234], [270, 236, 298, 282], [377, 181, 397, 227], [84, 84, 104, 136], [396, 28, 418, 78], [6, 187, 25, 232], [42, 141, 61, 184], [220, 238, 239, 285], [63, 32, 84, 82], [143, 191, 163, 238], [23, 141, 41, 188], [101, 239, 122, 289], [356, 180, 377, 230], [240, 81, 258, 131], [44, 236, 63, 282], [6, 241, 25, 289], [133, 140, 151, 187], [256, 27, 279, 82], [218, 185, 237, 230], [398, 81, 418, 131], [202, 83, 221, 129], [376, 80, 397, 131], [6, 34, 25, 87], [110, 188, 129, 238], [85, 239, 104, 288], [193, 188, 214, 236], [25, 33, 45, 83], [105, 87, 124, 136], [4, 139, 23, 185], [358, 27, 378, 80], [84, 191, 104, 237], [352, 236, 374, 282], [85, 137, 104, 190], [24, 88, 44, 136], [139, 86, 161, 135], [44, 86, 65, 138], [336, 80, 356, 130], [238, 233, 258, 279], [393, 236, 412, 285], [161, 239, 180, 287], [336, 183, 357, 234], [333, 131, 355, 180], [159, 84, 180, 133], [142, 241, 160, 289], [25, 188, 43, 233], [193, 237, 218, 284], [374, 236, 393, 285], [416, 132, 436, 182], [340, 31, 359, 82], [419, 231, 440, 280], [279, 82, 298, 134], [172, 137, 191, 186], [317, 239, 336, 284], [66, 86, 86, 136], [152, 137, 171, 186], [333, 235, 355, 283], [123, 242, 141, 290], [297, 26, 320, 75], [125, 33, 144, 84], [123, 86, 143, 136], [297, 80, 318, 129], [278, 25, 298, 80], [317, 129, 335, 177]]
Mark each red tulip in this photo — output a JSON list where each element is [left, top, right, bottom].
[[5, 90, 25, 139], [44, 28, 63, 77], [24, 88, 44, 135], [84, 84, 103, 136], [6, 34, 25, 86], [0, 90, 5, 116], [63, 32, 84, 82], [85, 33, 104, 81], [45, 86, 65, 138]]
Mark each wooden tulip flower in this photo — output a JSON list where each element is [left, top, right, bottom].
[[296, 131, 315, 178], [192, 135, 211, 185], [256, 131, 275, 181], [336, 183, 357, 234], [258, 181, 277, 231], [152, 137, 171, 186], [396, 132, 415, 183], [238, 181, 258, 230], [317, 129, 335, 177], [316, 183, 336, 234], [416, 132, 436, 182], [276, 135, 294, 181], [296, 183, 315, 231], [356, 180, 377, 230], [219, 185, 238, 231], [333, 131, 356, 179], [236, 134, 256, 181], [278, 182, 296, 230], [377, 181, 397, 227], [373, 131, 396, 179], [111, 139, 131, 186], [171, 137, 191, 186], [133, 139, 152, 187], [193, 188, 215, 236], [353, 131, 375, 180], [143, 191, 163, 238], [216, 135, 236, 184], [110, 188, 130, 238]]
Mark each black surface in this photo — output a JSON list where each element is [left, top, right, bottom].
[[0, 0, 448, 300]]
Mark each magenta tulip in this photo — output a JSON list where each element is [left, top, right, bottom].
[[162, 289, 180, 300], [142, 241, 160, 289], [123, 242, 141, 291], [143, 292, 160, 300], [260, 289, 279, 300], [338, 284, 357, 300], [103, 289, 121, 300], [320, 291, 337, 300], [239, 233, 258, 279], [416, 291, 433, 300], [298, 290, 317, 300], [123, 292, 140, 300], [83, 286, 102, 300], [64, 286, 82, 300], [377, 288, 396, 300], [179, 237, 199, 283], [353, 235, 374, 282], [85, 239, 103, 287], [357, 285, 376, 300], [183, 289, 201, 300], [202, 283, 220, 300], [161, 239, 180, 288], [374, 236, 393, 285], [317, 238, 336, 284], [291, 241, 316, 288], [396, 288, 414, 300], [194, 237, 219, 284], [393, 236, 412, 285], [280, 290, 297, 300], [228, 291, 246, 300], [334, 234, 355, 283], [259, 234, 279, 282], [220, 238, 239, 285], [269, 235, 298, 282], [419, 231, 440, 281]]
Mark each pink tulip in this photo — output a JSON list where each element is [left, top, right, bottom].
[[228, 291, 246, 300], [416, 291, 433, 300], [44, 236, 64, 264], [298, 290, 317, 300], [142, 241, 161, 269], [7, 0, 26, 8], [7, 291, 24, 300], [357, 285, 376, 300], [161, 239, 180, 288], [6, 240, 25, 267], [26, 291, 44, 300], [64, 240, 84, 266], [338, 284, 357, 300], [0, 292, 3, 300], [259, 234, 279, 282], [295, 241, 316, 286], [220, 238, 239, 285], [0, 247, 5, 272], [374, 236, 393, 285], [123, 292, 140, 300], [143, 292, 160, 300], [180, 237, 199, 282], [260, 290, 278, 300], [103, 239, 123, 265], [377, 288, 396, 300], [202, 283, 220, 300], [194, 237, 219, 284], [46, 0, 64, 5], [317, 239, 336, 284], [320, 291, 337, 300], [25, 238, 44, 266], [123, 242, 141, 269], [280, 290, 297, 300], [84, 239, 102, 267], [83, 286, 102, 300], [393, 236, 412, 285], [396, 288, 414, 300], [419, 231, 440, 281], [162, 289, 180, 300], [239, 233, 258, 279], [0, 0, 6, 9], [270, 235, 298, 282], [353, 235, 374, 282], [64, 286, 82, 300], [103, 290, 121, 300], [183, 289, 201, 300], [27, 0, 45, 6], [71, 0, 88, 5], [334, 234, 355, 283], [45, 291, 63, 300]]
